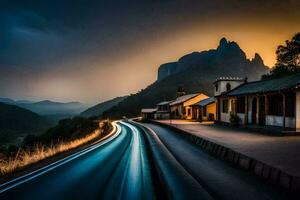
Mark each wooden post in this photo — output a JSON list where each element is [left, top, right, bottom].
[[282, 93, 286, 130], [265, 95, 268, 115], [294, 92, 297, 131], [256, 95, 259, 125], [216, 98, 220, 121], [245, 96, 248, 125], [265, 94, 268, 126]]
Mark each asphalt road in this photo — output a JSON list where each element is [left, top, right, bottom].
[[0, 122, 154, 200], [143, 123, 290, 200]]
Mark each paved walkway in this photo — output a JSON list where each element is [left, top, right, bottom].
[[155, 120, 300, 177]]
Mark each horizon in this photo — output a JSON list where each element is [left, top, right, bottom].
[[1, 0, 300, 104]]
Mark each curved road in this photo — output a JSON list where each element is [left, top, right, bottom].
[[0, 122, 154, 200]]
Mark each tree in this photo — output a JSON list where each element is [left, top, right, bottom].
[[262, 33, 300, 79]]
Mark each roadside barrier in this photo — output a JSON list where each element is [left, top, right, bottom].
[[149, 120, 300, 194]]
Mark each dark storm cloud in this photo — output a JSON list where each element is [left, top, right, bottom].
[[1, 0, 297, 68], [0, 0, 300, 102]]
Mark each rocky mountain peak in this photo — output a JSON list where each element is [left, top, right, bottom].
[[157, 37, 266, 82], [252, 53, 265, 66], [219, 37, 228, 47]]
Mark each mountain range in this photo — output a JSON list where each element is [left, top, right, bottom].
[[0, 98, 86, 116], [102, 37, 269, 118]]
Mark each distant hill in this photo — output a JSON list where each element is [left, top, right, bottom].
[[103, 38, 269, 118], [0, 98, 34, 105], [0, 102, 50, 143], [0, 98, 15, 105], [80, 96, 127, 118], [0, 98, 87, 116], [19, 100, 86, 115]]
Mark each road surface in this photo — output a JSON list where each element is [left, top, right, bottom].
[[0, 122, 154, 200], [142, 122, 290, 200]]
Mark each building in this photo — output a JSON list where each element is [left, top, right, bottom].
[[191, 97, 216, 121], [215, 73, 300, 131], [169, 93, 209, 119], [141, 108, 157, 120], [155, 101, 173, 119], [214, 77, 247, 123]]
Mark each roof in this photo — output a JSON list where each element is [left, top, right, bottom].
[[157, 101, 173, 106], [141, 108, 157, 113], [193, 97, 215, 107], [169, 93, 199, 106], [227, 73, 300, 96], [214, 77, 245, 84]]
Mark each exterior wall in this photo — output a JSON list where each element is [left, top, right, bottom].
[[218, 95, 250, 125], [203, 103, 216, 121], [195, 103, 217, 121], [297, 91, 300, 131], [170, 104, 184, 119], [207, 103, 216, 116], [141, 112, 155, 119], [218, 97, 234, 123], [237, 113, 245, 124], [220, 112, 230, 123], [247, 95, 256, 124], [286, 117, 295, 128], [266, 115, 283, 126], [214, 80, 244, 96], [184, 93, 209, 119], [185, 106, 193, 120], [155, 112, 170, 120], [266, 115, 295, 128]]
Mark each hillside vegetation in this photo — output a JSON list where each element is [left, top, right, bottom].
[[0, 102, 50, 145], [80, 96, 127, 118]]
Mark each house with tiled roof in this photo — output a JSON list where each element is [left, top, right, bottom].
[[214, 73, 300, 132], [155, 101, 173, 119], [191, 97, 216, 121], [169, 93, 209, 119]]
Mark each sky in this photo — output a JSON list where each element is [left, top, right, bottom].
[[1, 0, 300, 104]]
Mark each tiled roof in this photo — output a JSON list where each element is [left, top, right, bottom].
[[214, 77, 245, 83], [227, 73, 300, 96], [169, 94, 199, 106], [157, 101, 173, 106], [141, 108, 157, 113], [193, 97, 215, 107]]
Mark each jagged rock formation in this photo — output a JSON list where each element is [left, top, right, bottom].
[[103, 38, 269, 118], [157, 37, 268, 81]]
